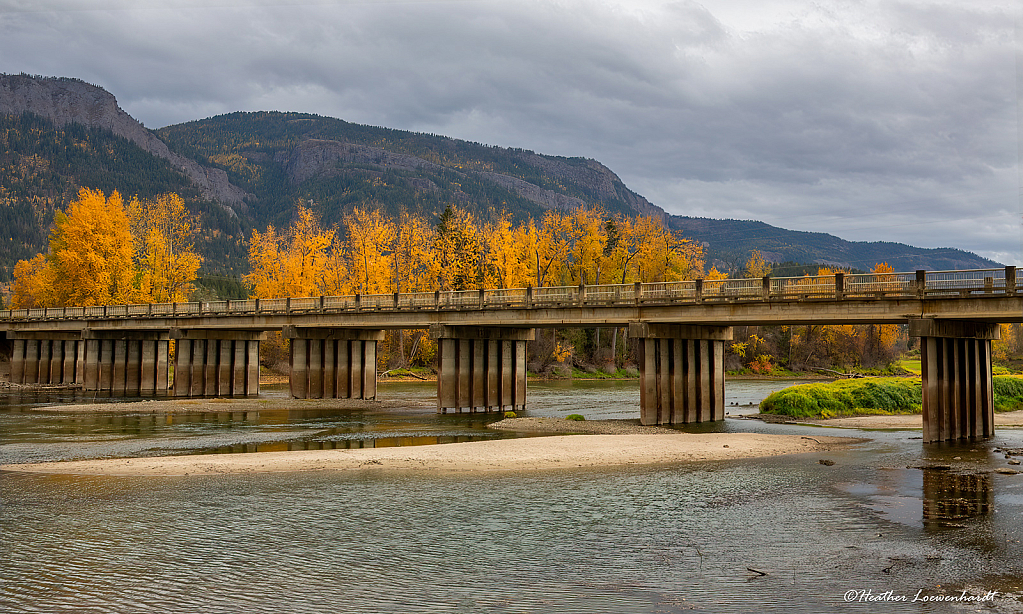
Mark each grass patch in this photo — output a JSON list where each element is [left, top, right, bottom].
[[760, 378, 922, 419], [761, 375, 1023, 419], [565, 414, 586, 421]]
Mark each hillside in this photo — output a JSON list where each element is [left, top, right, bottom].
[[0, 73, 1002, 287], [671, 217, 1000, 273]]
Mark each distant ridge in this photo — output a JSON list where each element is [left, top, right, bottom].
[[0, 73, 1000, 283]]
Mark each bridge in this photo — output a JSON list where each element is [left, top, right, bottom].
[[3, 267, 1021, 444]]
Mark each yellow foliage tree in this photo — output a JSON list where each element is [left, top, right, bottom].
[[745, 249, 771, 278], [47, 188, 138, 306], [11, 254, 52, 308], [246, 206, 334, 298], [128, 193, 202, 303]]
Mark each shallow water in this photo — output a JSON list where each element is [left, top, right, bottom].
[[3, 379, 1023, 612]]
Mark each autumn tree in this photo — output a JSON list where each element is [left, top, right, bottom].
[[42, 188, 138, 307], [745, 249, 771, 278], [246, 205, 334, 298], [434, 204, 484, 291], [128, 193, 202, 303]]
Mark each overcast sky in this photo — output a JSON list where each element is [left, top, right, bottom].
[[2, 0, 1020, 264]]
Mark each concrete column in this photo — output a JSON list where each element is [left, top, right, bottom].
[[910, 319, 997, 443], [99, 340, 114, 391], [204, 340, 219, 396], [439, 338, 457, 411], [337, 340, 351, 398], [190, 339, 206, 396], [431, 326, 535, 413], [350, 340, 363, 399], [48, 340, 63, 384], [125, 340, 142, 394], [112, 339, 127, 394], [22, 340, 39, 384], [62, 340, 77, 384], [84, 339, 100, 390], [218, 340, 233, 396], [291, 338, 308, 398], [323, 340, 336, 399], [282, 327, 379, 400], [232, 341, 247, 395], [308, 339, 323, 399], [174, 339, 192, 396], [363, 339, 377, 400], [246, 340, 260, 396], [140, 340, 156, 394], [37, 340, 51, 384], [10, 339, 26, 384], [75, 339, 86, 385], [630, 323, 732, 426]]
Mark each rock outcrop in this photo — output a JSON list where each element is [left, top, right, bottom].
[[0, 74, 249, 209]]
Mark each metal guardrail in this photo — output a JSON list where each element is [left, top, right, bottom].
[[1, 267, 1018, 322]]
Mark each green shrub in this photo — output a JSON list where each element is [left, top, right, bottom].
[[760, 378, 922, 419], [994, 376, 1023, 412], [503, 411, 518, 419], [565, 414, 586, 421]]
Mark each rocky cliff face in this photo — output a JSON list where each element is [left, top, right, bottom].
[[0, 74, 249, 209]]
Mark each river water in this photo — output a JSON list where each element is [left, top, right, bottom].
[[3, 379, 1023, 613]]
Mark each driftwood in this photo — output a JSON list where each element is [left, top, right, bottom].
[[380, 369, 429, 381], [811, 368, 864, 378]]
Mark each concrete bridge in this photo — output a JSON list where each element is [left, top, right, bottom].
[[3, 267, 1021, 444]]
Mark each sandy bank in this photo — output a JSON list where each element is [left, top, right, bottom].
[[0, 432, 861, 476], [785, 409, 1023, 429]]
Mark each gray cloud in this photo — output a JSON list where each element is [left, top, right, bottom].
[[1, 0, 1019, 263]]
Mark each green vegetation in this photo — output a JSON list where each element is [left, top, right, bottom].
[[504, 411, 518, 419], [761, 375, 1023, 419], [760, 378, 922, 419], [565, 414, 586, 421], [993, 376, 1023, 412]]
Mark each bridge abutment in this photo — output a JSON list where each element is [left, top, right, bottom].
[[171, 330, 261, 397], [432, 325, 533, 413], [909, 320, 998, 443], [629, 323, 732, 425], [285, 327, 384, 399]]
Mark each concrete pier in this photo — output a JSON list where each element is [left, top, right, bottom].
[[285, 327, 384, 399], [81, 331, 170, 394], [629, 323, 732, 426], [172, 330, 261, 397], [432, 325, 533, 413], [909, 320, 997, 443], [7, 333, 85, 386]]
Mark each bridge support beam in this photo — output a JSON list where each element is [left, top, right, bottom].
[[79, 330, 170, 393], [285, 327, 384, 400], [909, 320, 998, 443], [171, 330, 262, 397], [7, 332, 85, 386], [432, 325, 533, 413], [629, 323, 732, 426]]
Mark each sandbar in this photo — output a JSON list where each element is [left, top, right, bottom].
[[0, 432, 861, 476], [795, 410, 1023, 430]]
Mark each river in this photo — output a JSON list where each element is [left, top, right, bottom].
[[3, 379, 1023, 613]]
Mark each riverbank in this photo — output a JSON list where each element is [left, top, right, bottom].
[[788, 409, 1023, 429], [0, 430, 862, 476]]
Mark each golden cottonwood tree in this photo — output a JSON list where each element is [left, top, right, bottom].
[[246, 206, 334, 298], [344, 207, 396, 295], [11, 254, 52, 308], [434, 204, 484, 291], [47, 188, 138, 306], [128, 193, 202, 303]]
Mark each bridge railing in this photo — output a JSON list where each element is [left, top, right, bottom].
[[1, 267, 1018, 322]]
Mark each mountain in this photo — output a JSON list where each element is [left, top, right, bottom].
[[0, 73, 1001, 287], [670, 217, 1000, 273]]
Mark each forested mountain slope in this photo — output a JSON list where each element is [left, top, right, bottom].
[[0, 73, 1001, 285]]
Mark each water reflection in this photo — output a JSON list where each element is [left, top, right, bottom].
[[922, 469, 993, 530]]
